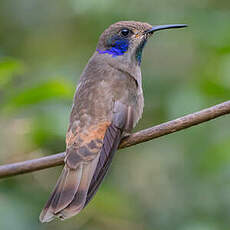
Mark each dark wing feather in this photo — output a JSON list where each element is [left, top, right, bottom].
[[85, 123, 122, 206], [85, 101, 131, 206]]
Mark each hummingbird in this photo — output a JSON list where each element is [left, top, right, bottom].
[[39, 21, 187, 222]]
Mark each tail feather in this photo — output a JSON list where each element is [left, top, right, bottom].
[[54, 165, 83, 213], [39, 168, 67, 222], [39, 164, 83, 222], [57, 154, 99, 219]]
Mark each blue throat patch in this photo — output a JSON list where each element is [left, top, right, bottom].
[[97, 35, 148, 65], [97, 38, 129, 57]]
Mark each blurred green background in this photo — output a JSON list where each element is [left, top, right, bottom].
[[0, 0, 230, 229]]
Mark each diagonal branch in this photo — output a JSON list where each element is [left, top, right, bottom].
[[1, 100, 230, 179]]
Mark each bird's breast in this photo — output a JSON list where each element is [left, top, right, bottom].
[[70, 57, 144, 131]]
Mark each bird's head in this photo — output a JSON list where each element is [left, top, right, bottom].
[[96, 21, 187, 65]]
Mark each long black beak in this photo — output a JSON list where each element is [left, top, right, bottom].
[[145, 24, 187, 34]]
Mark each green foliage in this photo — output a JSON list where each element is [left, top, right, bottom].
[[0, 58, 25, 89], [3, 79, 73, 112]]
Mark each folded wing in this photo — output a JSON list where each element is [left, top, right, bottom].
[[39, 101, 131, 222]]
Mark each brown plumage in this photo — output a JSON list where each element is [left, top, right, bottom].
[[39, 21, 187, 222]]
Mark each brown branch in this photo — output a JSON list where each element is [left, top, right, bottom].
[[1, 100, 230, 179]]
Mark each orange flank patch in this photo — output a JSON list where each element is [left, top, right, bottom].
[[80, 121, 110, 144], [65, 121, 110, 148]]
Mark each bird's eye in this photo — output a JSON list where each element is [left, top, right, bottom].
[[120, 29, 130, 37]]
